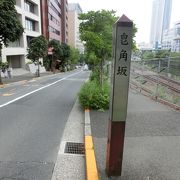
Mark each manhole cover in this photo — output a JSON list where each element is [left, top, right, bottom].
[[64, 142, 85, 155]]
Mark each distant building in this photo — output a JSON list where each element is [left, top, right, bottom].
[[40, 0, 68, 43], [173, 21, 180, 52], [68, 3, 84, 54], [1, 0, 42, 69], [137, 42, 153, 50], [61, 0, 69, 43], [150, 0, 172, 49], [162, 21, 180, 52], [161, 28, 174, 50]]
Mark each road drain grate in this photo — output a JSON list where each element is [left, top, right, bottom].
[[64, 142, 85, 155]]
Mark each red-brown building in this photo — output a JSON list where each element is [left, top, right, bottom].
[[40, 0, 68, 43]]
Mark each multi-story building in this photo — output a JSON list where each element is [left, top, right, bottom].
[[61, 0, 68, 43], [1, 0, 42, 69], [68, 3, 84, 53], [161, 28, 174, 50], [173, 21, 180, 52], [150, 0, 172, 49], [162, 21, 180, 52], [40, 0, 68, 43]]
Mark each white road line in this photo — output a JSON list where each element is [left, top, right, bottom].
[[0, 71, 81, 108]]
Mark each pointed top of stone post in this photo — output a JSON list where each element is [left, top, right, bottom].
[[116, 14, 133, 27]]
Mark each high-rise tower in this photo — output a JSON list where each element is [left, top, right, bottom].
[[150, 0, 172, 49]]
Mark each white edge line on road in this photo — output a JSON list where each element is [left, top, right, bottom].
[[0, 71, 81, 108]]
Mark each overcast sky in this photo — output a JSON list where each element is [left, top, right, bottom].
[[68, 0, 180, 43]]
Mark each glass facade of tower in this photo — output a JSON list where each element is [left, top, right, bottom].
[[150, 0, 172, 49], [162, 0, 172, 31]]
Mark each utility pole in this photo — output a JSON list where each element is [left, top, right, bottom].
[[106, 15, 133, 176]]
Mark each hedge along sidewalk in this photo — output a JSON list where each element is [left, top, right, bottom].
[[84, 109, 99, 180]]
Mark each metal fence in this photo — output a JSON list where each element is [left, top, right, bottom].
[[130, 57, 180, 107]]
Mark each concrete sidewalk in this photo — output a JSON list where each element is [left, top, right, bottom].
[[51, 99, 85, 180], [90, 90, 180, 180]]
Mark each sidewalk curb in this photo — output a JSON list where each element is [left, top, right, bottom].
[[0, 80, 28, 88], [0, 72, 61, 88], [84, 109, 99, 180]]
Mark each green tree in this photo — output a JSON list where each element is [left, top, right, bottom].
[[0, 0, 24, 84], [48, 40, 63, 73], [79, 53, 86, 65], [79, 10, 137, 86], [27, 35, 48, 77], [69, 47, 80, 66], [79, 10, 117, 86], [60, 43, 71, 68], [132, 24, 138, 50]]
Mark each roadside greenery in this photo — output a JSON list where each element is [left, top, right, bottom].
[[0, 0, 24, 49], [0, 0, 24, 84], [140, 50, 180, 76], [47, 40, 71, 72], [79, 79, 110, 110], [69, 47, 81, 69], [48, 40, 63, 73], [141, 50, 180, 60], [60, 43, 71, 68], [78, 10, 137, 110], [0, 62, 8, 71], [27, 35, 48, 77], [79, 10, 116, 86], [79, 10, 137, 86]]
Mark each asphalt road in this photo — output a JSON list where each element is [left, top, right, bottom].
[[0, 70, 89, 180]]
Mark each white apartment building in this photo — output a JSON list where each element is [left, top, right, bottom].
[[1, 0, 41, 69], [68, 3, 84, 54], [162, 21, 180, 52]]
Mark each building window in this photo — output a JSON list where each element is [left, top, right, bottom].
[[54, 0, 61, 8], [27, 36, 34, 47], [25, 18, 35, 31], [48, 26, 60, 35], [48, 13, 60, 26], [48, 1, 61, 17], [24, 0, 35, 13]]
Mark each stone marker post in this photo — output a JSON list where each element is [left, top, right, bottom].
[[106, 14, 133, 176]]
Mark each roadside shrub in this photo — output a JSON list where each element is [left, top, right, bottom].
[[90, 67, 109, 83], [79, 80, 110, 110], [89, 68, 100, 81]]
